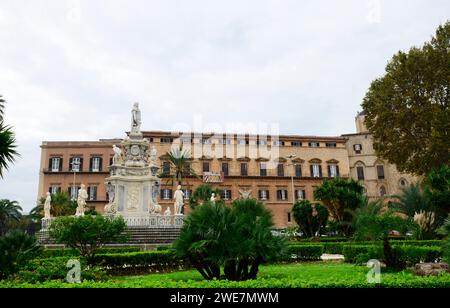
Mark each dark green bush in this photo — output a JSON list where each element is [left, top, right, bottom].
[[0, 231, 41, 280], [292, 200, 329, 238]]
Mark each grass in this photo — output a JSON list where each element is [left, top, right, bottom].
[[2, 262, 450, 288]]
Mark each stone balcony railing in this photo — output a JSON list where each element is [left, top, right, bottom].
[[41, 214, 184, 230]]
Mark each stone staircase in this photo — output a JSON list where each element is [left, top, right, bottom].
[[37, 227, 182, 245]]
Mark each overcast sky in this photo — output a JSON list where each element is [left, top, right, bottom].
[[0, 0, 448, 212]]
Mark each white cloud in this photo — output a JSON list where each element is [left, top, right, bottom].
[[0, 0, 449, 212]]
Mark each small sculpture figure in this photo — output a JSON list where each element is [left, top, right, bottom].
[[106, 182, 115, 204], [149, 146, 158, 165], [112, 145, 122, 164], [210, 193, 217, 204], [173, 185, 185, 215], [76, 184, 88, 216], [131, 102, 142, 134], [164, 206, 172, 216], [44, 192, 52, 219], [152, 181, 161, 205]]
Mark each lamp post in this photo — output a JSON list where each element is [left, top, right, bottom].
[[71, 160, 80, 201], [286, 154, 297, 204]]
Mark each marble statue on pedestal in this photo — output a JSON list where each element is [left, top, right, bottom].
[[76, 184, 88, 216], [44, 192, 52, 219], [112, 145, 122, 164], [210, 193, 217, 204], [149, 146, 157, 165], [131, 103, 141, 134], [173, 185, 185, 214], [104, 182, 116, 214]]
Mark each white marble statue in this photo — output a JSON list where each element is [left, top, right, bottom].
[[107, 182, 115, 204], [112, 145, 122, 164], [173, 185, 185, 215], [76, 184, 88, 216], [210, 193, 217, 204], [131, 102, 141, 134], [164, 206, 172, 216], [149, 146, 157, 165], [44, 192, 52, 219], [239, 189, 252, 199]]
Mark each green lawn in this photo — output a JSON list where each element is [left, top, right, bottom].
[[2, 262, 450, 288]]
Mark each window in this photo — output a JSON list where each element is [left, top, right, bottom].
[[201, 138, 212, 145], [379, 186, 387, 197], [291, 141, 302, 147], [260, 163, 267, 177], [161, 189, 173, 200], [69, 186, 79, 200], [218, 139, 232, 145], [354, 144, 362, 154], [181, 137, 192, 144], [87, 186, 98, 201], [90, 157, 102, 172], [259, 190, 269, 201], [160, 138, 173, 144], [183, 163, 191, 175], [183, 189, 192, 200], [50, 157, 62, 172], [277, 164, 285, 177], [357, 166, 365, 180], [222, 163, 229, 176], [326, 143, 337, 148], [287, 212, 292, 223], [256, 140, 267, 146], [240, 163, 248, 176], [202, 162, 210, 173], [162, 162, 171, 175], [399, 179, 407, 187], [70, 157, 82, 172], [273, 140, 285, 146], [295, 165, 302, 177], [49, 186, 61, 195], [309, 142, 320, 148], [328, 165, 339, 178], [377, 165, 385, 180], [237, 139, 249, 145], [310, 164, 322, 178], [277, 190, 288, 201], [295, 189, 306, 200], [221, 189, 232, 200]]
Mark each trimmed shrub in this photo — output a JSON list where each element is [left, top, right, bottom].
[[40, 247, 141, 258], [89, 251, 184, 275], [15, 257, 107, 283]]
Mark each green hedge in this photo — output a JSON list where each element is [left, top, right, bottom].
[[15, 257, 107, 283], [89, 251, 184, 274], [40, 247, 141, 258], [343, 245, 443, 265]]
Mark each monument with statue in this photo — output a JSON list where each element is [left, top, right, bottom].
[[38, 103, 184, 245]]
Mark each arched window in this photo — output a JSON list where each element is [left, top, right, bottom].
[[379, 186, 387, 197], [399, 179, 408, 188]]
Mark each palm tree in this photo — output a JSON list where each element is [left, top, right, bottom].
[[0, 199, 23, 235], [163, 146, 199, 186], [391, 183, 432, 217], [0, 96, 19, 178]]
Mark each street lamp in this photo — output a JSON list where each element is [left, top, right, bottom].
[[71, 160, 80, 201], [286, 154, 297, 204]]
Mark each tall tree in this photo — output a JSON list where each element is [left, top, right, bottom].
[[0, 95, 19, 178], [362, 21, 450, 175], [314, 178, 365, 236]]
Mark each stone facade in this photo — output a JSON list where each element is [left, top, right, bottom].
[[37, 114, 419, 228], [342, 112, 420, 199]]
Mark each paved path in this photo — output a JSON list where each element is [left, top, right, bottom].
[[321, 254, 345, 261]]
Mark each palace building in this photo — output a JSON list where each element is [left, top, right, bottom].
[[37, 113, 418, 228]]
